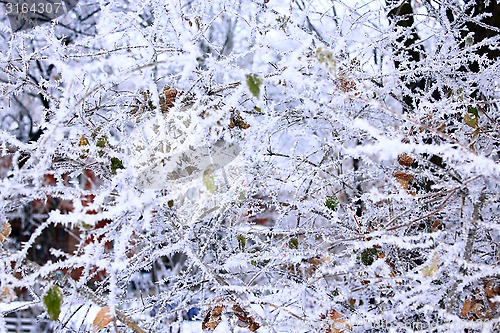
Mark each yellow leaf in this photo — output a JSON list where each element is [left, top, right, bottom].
[[203, 167, 216, 194], [93, 307, 113, 331], [422, 253, 439, 277], [78, 135, 90, 146]]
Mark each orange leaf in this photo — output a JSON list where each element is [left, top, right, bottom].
[[93, 307, 113, 331]]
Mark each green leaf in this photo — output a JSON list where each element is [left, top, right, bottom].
[[464, 112, 479, 128], [276, 15, 290, 32], [465, 36, 474, 46], [110, 157, 124, 175], [250, 259, 270, 268], [43, 285, 63, 321], [467, 106, 479, 117], [238, 190, 246, 200], [203, 167, 216, 193], [80, 221, 93, 230], [325, 195, 338, 211], [96, 136, 108, 148], [246, 74, 263, 98], [237, 234, 246, 251], [359, 248, 378, 266], [288, 237, 299, 249], [91, 125, 103, 139]]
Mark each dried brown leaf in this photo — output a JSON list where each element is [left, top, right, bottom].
[[484, 280, 499, 299], [229, 111, 250, 129], [202, 305, 224, 331], [394, 171, 414, 190], [160, 86, 178, 112], [321, 309, 350, 333], [0, 221, 11, 243], [471, 302, 490, 319], [0, 285, 17, 303], [397, 153, 414, 167], [232, 304, 260, 332], [460, 298, 473, 318]]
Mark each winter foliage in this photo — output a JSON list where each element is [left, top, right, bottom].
[[0, 0, 499, 332]]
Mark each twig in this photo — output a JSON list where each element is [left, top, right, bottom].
[[386, 187, 461, 231], [464, 190, 486, 262], [0, 248, 146, 333], [254, 301, 306, 321]]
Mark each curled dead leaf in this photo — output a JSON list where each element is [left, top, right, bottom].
[[320, 309, 351, 333], [471, 301, 492, 319], [202, 304, 224, 331], [431, 219, 443, 231], [308, 256, 329, 266], [232, 304, 260, 332]]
